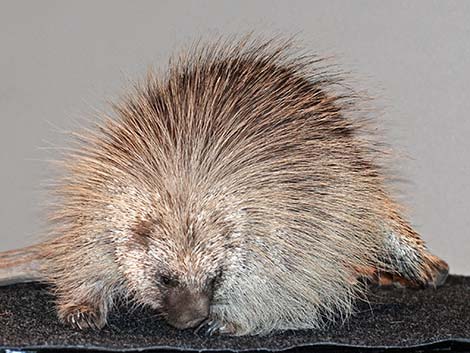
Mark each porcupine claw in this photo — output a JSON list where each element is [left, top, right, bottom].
[[63, 305, 105, 331], [195, 317, 237, 336]]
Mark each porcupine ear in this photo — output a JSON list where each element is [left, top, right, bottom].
[[130, 218, 156, 247]]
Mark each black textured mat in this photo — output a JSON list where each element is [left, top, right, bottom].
[[1, 275, 469, 352]]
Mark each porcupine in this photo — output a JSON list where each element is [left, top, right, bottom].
[[0, 37, 449, 336]]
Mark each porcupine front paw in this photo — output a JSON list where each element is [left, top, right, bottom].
[[195, 317, 238, 336], [59, 304, 106, 330]]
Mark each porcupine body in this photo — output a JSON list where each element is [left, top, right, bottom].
[[0, 37, 448, 335]]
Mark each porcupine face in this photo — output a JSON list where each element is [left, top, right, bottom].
[[115, 195, 241, 330]]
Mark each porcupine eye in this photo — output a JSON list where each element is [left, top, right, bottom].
[[159, 274, 179, 287]]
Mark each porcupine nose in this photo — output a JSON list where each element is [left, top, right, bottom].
[[164, 288, 210, 329]]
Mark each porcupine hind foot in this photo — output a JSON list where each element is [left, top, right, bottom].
[[372, 252, 448, 288], [357, 226, 449, 289]]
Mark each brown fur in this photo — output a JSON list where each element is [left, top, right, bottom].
[[0, 36, 448, 335]]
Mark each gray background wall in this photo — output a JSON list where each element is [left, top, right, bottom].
[[0, 0, 469, 274]]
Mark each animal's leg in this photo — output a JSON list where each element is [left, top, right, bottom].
[[196, 316, 239, 336], [357, 214, 449, 288], [56, 287, 114, 330]]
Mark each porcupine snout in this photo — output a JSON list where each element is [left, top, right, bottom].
[[163, 287, 210, 329]]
